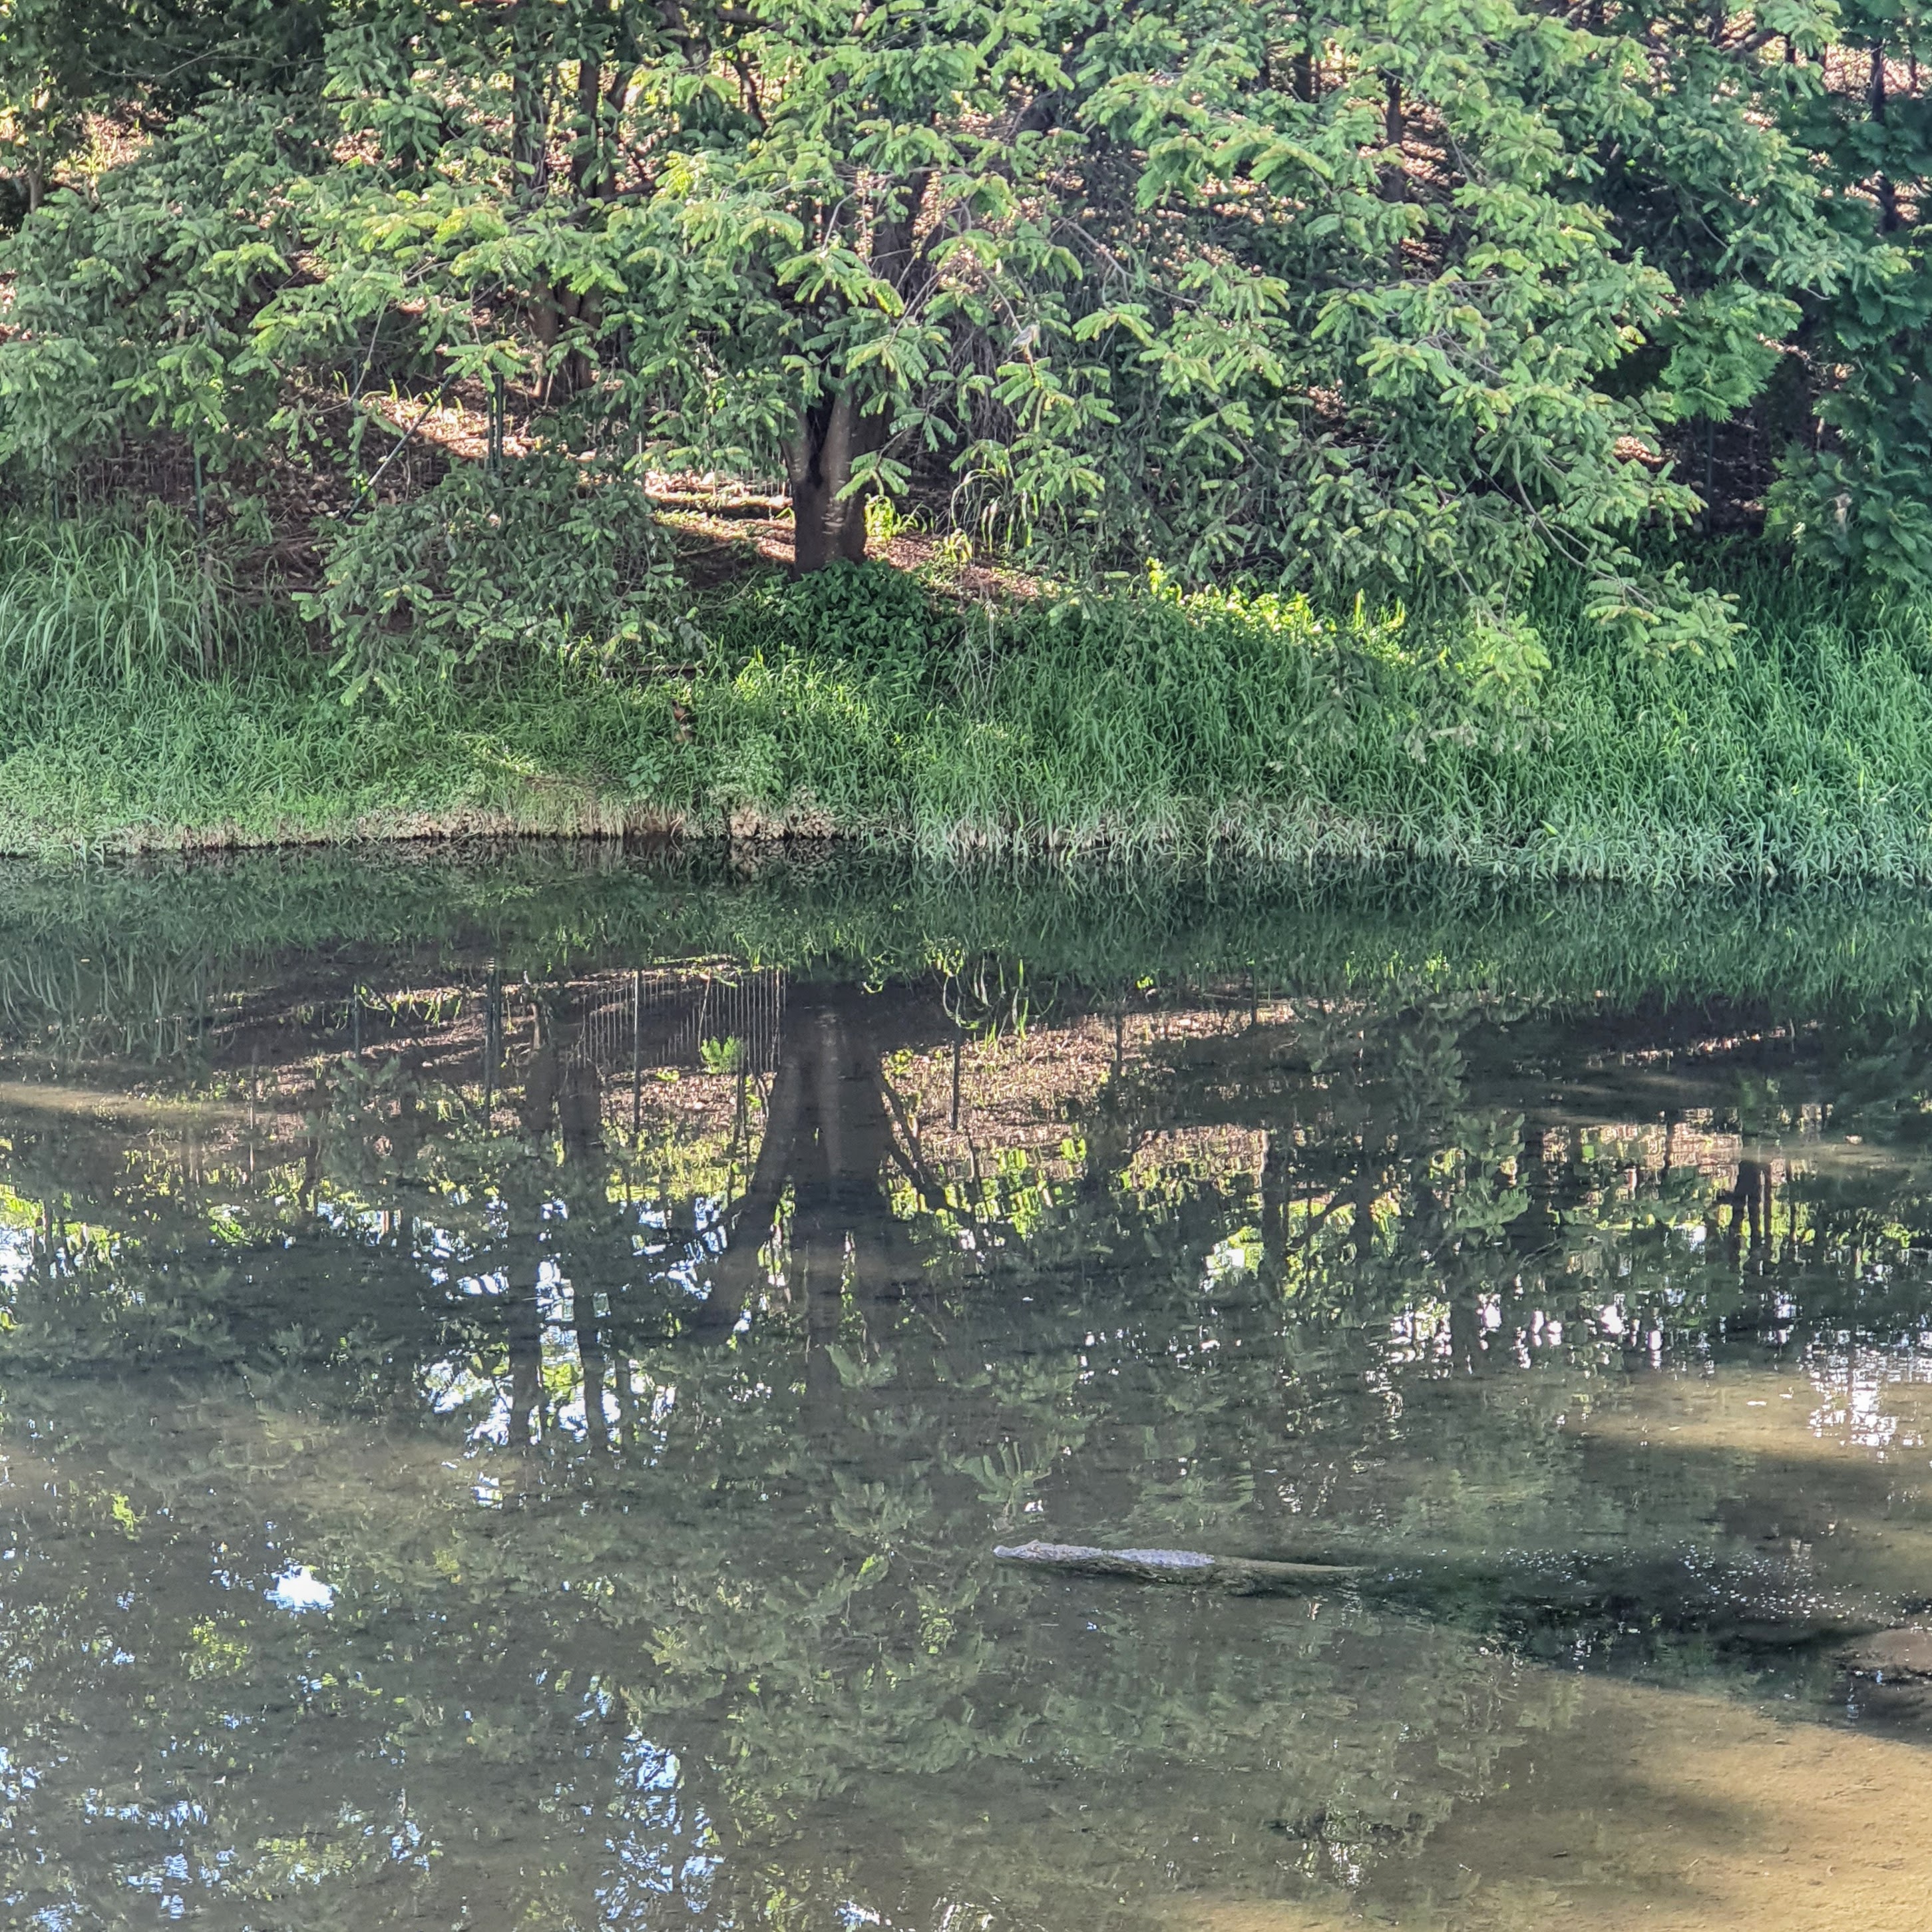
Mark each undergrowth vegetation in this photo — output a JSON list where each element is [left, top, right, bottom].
[[7, 515, 1932, 883], [0, 514, 274, 687]]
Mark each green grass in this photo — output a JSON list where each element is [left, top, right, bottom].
[[0, 512, 258, 685], [8, 514, 1932, 882]]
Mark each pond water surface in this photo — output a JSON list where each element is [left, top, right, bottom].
[[9, 853, 1932, 1930]]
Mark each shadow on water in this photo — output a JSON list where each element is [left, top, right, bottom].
[[12, 853, 1932, 1925]]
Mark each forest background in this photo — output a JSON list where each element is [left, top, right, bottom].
[[6, 0, 1932, 873]]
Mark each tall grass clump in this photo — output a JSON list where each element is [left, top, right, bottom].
[[0, 513, 261, 691]]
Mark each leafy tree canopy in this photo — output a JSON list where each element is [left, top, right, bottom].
[[0, 0, 1927, 664]]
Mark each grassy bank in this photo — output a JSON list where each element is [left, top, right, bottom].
[[7, 517, 1932, 881]]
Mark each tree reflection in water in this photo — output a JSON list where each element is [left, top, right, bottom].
[[7, 863, 1932, 1927]]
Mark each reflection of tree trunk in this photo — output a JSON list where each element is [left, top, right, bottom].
[[579, 1298, 610, 1451], [807, 1006, 924, 1300], [515, 998, 602, 1159], [392, 1087, 427, 1167], [519, 1000, 560, 1141], [606, 1340, 636, 1451], [1745, 1158, 1769, 1262], [691, 988, 920, 1332], [800, 1231, 847, 1428], [1727, 1157, 1766, 1269], [560, 1058, 602, 1165], [559, 1041, 607, 1440], [1079, 1105, 1131, 1204], [1259, 1129, 1288, 1280], [1081, 1018, 1133, 1205], [1511, 1136, 1562, 1264], [511, 995, 608, 1440], [691, 1042, 806, 1332], [508, 1278, 543, 1446], [1350, 1146, 1380, 1261]]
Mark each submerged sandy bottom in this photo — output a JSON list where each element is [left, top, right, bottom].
[[1187, 1631, 1932, 1931], [1187, 1361, 1932, 1929]]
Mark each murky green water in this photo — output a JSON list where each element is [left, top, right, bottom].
[[13, 853, 1932, 1930]]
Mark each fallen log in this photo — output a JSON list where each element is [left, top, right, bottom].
[[992, 1539, 1363, 1595], [993, 1540, 1889, 1644]]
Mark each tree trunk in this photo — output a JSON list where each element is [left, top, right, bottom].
[[570, 57, 605, 197], [510, 25, 548, 202], [1873, 41, 1901, 231], [786, 395, 876, 573], [1382, 75, 1406, 274], [869, 168, 931, 303], [1383, 76, 1405, 201]]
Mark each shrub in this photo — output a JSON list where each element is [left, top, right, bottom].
[[302, 453, 697, 700]]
